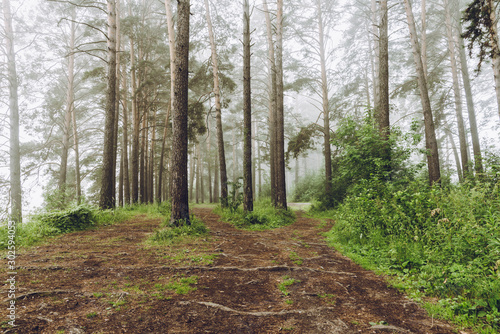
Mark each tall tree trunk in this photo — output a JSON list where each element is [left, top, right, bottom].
[[252, 121, 256, 199], [71, 91, 82, 205], [204, 0, 228, 207], [257, 125, 261, 198], [275, 0, 287, 209], [243, 0, 253, 212], [3, 0, 22, 222], [99, 0, 118, 209], [170, 0, 190, 225], [129, 15, 139, 203], [165, 0, 176, 113], [189, 152, 195, 201], [263, 0, 277, 206], [121, 61, 130, 205], [378, 0, 390, 139], [196, 144, 200, 204], [403, 0, 441, 185], [59, 12, 76, 207], [140, 109, 147, 203], [454, 2, 483, 175], [444, 0, 469, 179], [214, 152, 220, 202], [200, 143, 204, 203], [317, 0, 332, 196]]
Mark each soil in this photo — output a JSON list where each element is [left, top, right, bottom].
[[1, 207, 464, 334]]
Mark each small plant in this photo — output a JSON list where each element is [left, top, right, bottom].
[[86, 312, 97, 319], [278, 276, 301, 296], [93, 292, 104, 298], [149, 216, 208, 244], [319, 293, 336, 305], [289, 251, 303, 265], [285, 299, 293, 305], [155, 275, 199, 295]]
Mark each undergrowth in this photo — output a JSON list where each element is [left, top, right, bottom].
[[214, 198, 295, 230], [148, 212, 209, 244], [0, 202, 171, 250], [318, 179, 500, 333]]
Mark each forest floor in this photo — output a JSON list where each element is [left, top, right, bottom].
[[1, 207, 466, 334]]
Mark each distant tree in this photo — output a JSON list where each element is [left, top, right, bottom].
[[403, 0, 441, 185], [3, 0, 22, 222], [170, 0, 190, 225]]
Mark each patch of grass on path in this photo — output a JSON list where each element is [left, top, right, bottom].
[[214, 198, 295, 230]]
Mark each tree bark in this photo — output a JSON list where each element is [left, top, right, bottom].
[[421, 0, 428, 77], [371, 0, 380, 109], [170, 0, 191, 225], [204, 0, 228, 207], [99, 0, 118, 209], [207, 114, 213, 203], [112, 0, 122, 206], [275, 0, 287, 209], [403, 0, 441, 185], [454, 1, 483, 175], [243, 0, 253, 212], [444, 0, 469, 178], [3, 0, 22, 222], [263, 0, 277, 206]]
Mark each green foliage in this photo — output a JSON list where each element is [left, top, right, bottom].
[[286, 125, 317, 161], [322, 178, 500, 332], [221, 178, 244, 213], [215, 198, 296, 230], [291, 172, 325, 202], [37, 205, 95, 233], [149, 216, 208, 244], [278, 276, 301, 296], [313, 113, 420, 210]]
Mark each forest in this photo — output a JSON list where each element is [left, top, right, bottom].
[[1, 0, 500, 332]]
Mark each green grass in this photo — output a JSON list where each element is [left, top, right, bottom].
[[214, 198, 296, 230], [155, 275, 198, 295], [0, 203, 170, 251]]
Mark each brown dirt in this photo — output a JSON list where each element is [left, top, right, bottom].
[[1, 208, 463, 334]]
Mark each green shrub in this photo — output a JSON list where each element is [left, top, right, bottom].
[[149, 216, 208, 244], [37, 205, 95, 232], [215, 198, 295, 230]]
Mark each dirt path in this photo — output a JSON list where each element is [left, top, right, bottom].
[[1, 208, 459, 333]]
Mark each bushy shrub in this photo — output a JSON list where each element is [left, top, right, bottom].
[[324, 178, 500, 331], [37, 205, 95, 232], [150, 216, 208, 243]]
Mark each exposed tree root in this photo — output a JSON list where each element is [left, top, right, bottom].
[[178, 300, 335, 317], [164, 265, 357, 276], [3, 289, 73, 302]]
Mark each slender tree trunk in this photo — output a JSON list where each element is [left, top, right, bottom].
[[243, 0, 253, 212], [140, 109, 147, 203], [207, 114, 213, 203], [263, 0, 277, 206], [200, 143, 204, 203], [71, 92, 82, 205], [444, 0, 469, 178], [170, 0, 190, 224], [99, 0, 117, 209], [165, 0, 176, 113], [157, 104, 171, 203], [196, 145, 200, 204], [3, 0, 21, 222], [204, 0, 228, 207], [214, 152, 220, 202], [232, 129, 237, 182], [275, 0, 287, 209], [378, 0, 390, 140], [487, 0, 500, 120], [447, 131, 463, 182], [454, 2, 483, 175], [190, 152, 195, 202], [371, 0, 379, 109], [421, 0, 428, 76], [59, 13, 76, 207], [121, 61, 130, 205], [257, 125, 262, 198], [129, 16, 139, 203], [403, 0, 441, 185], [252, 121, 256, 199], [112, 0, 122, 206], [149, 109, 156, 203], [317, 0, 332, 196]]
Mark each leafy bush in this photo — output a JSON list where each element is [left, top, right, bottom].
[[37, 205, 95, 232], [322, 178, 500, 332], [215, 198, 295, 230]]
